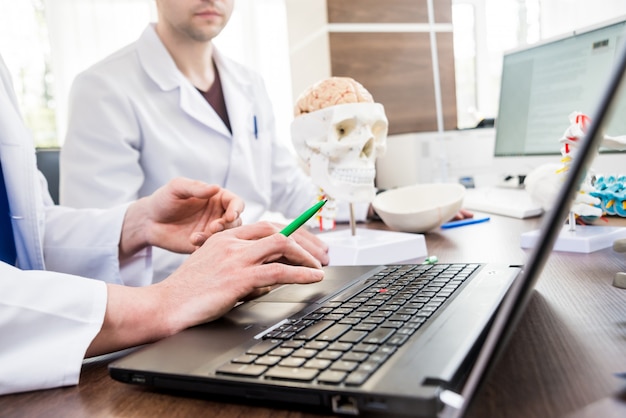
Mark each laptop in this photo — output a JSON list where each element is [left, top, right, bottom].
[[108, 37, 626, 417]]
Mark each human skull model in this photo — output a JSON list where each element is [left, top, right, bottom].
[[291, 77, 388, 203]]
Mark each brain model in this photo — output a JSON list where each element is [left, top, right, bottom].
[[294, 77, 374, 116]]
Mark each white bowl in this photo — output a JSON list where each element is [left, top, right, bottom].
[[372, 183, 466, 233]]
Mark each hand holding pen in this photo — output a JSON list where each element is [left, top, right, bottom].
[[278, 200, 330, 266]]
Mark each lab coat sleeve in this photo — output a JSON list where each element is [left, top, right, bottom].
[[43, 203, 152, 286], [60, 70, 144, 209], [0, 263, 107, 395]]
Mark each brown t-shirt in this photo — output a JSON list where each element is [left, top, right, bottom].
[[196, 65, 231, 133]]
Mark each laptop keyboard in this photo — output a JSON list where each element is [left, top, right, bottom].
[[216, 263, 479, 386]]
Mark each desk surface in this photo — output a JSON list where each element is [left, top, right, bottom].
[[2, 215, 626, 417]]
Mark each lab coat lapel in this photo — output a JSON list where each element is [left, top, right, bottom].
[[215, 51, 260, 194], [136, 24, 231, 138], [218, 52, 255, 145], [179, 81, 231, 138], [0, 56, 45, 269]]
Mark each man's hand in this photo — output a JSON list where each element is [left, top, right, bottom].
[[274, 223, 329, 266], [161, 221, 325, 328], [450, 208, 474, 221], [119, 177, 244, 259], [89, 222, 325, 357]]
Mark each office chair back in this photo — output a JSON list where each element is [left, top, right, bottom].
[[35, 147, 60, 204]]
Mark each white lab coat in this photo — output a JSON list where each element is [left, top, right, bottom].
[[0, 55, 149, 395], [60, 24, 319, 282]]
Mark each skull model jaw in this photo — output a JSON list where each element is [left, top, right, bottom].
[[309, 153, 376, 202], [291, 102, 388, 203]]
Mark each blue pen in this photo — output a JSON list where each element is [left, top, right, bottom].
[[441, 216, 490, 229], [253, 115, 258, 139]]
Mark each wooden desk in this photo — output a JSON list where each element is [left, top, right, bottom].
[[2, 215, 626, 417]]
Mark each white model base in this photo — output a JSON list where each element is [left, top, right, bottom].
[[520, 225, 626, 253], [317, 228, 428, 265]]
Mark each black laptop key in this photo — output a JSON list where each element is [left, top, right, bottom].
[[231, 354, 257, 364], [292, 348, 318, 359], [317, 370, 347, 384], [362, 327, 395, 345], [216, 363, 267, 377], [317, 349, 343, 360], [315, 323, 351, 341], [330, 360, 359, 372], [294, 320, 334, 340], [380, 320, 404, 328], [280, 340, 304, 349], [344, 370, 371, 386], [353, 322, 377, 332], [362, 316, 385, 325], [338, 317, 361, 325], [324, 313, 345, 321], [387, 313, 411, 322], [338, 329, 367, 343], [303, 358, 332, 370], [341, 351, 369, 362], [246, 339, 281, 355], [397, 307, 418, 315], [254, 355, 281, 366], [352, 343, 378, 353], [304, 340, 329, 350], [268, 347, 294, 357], [386, 334, 409, 346], [265, 366, 319, 382], [278, 357, 306, 367]]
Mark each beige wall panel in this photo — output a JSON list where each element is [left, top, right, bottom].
[[286, 0, 328, 42], [330, 32, 457, 133], [285, 0, 332, 107], [290, 34, 332, 104]]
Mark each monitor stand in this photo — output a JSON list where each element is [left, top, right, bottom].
[[317, 228, 428, 265]]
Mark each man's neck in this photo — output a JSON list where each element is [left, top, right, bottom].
[[155, 24, 216, 90]]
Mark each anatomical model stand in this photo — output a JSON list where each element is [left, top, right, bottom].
[[522, 112, 626, 252]]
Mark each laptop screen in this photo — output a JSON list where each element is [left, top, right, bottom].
[[495, 17, 626, 157], [451, 23, 626, 418]]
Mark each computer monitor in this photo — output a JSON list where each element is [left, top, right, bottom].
[[492, 16, 626, 177]]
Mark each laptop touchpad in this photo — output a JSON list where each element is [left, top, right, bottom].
[[224, 265, 380, 327], [258, 265, 378, 303]]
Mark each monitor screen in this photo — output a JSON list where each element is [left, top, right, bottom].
[[495, 17, 626, 158]]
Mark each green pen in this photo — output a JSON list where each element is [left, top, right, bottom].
[[280, 199, 327, 236]]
